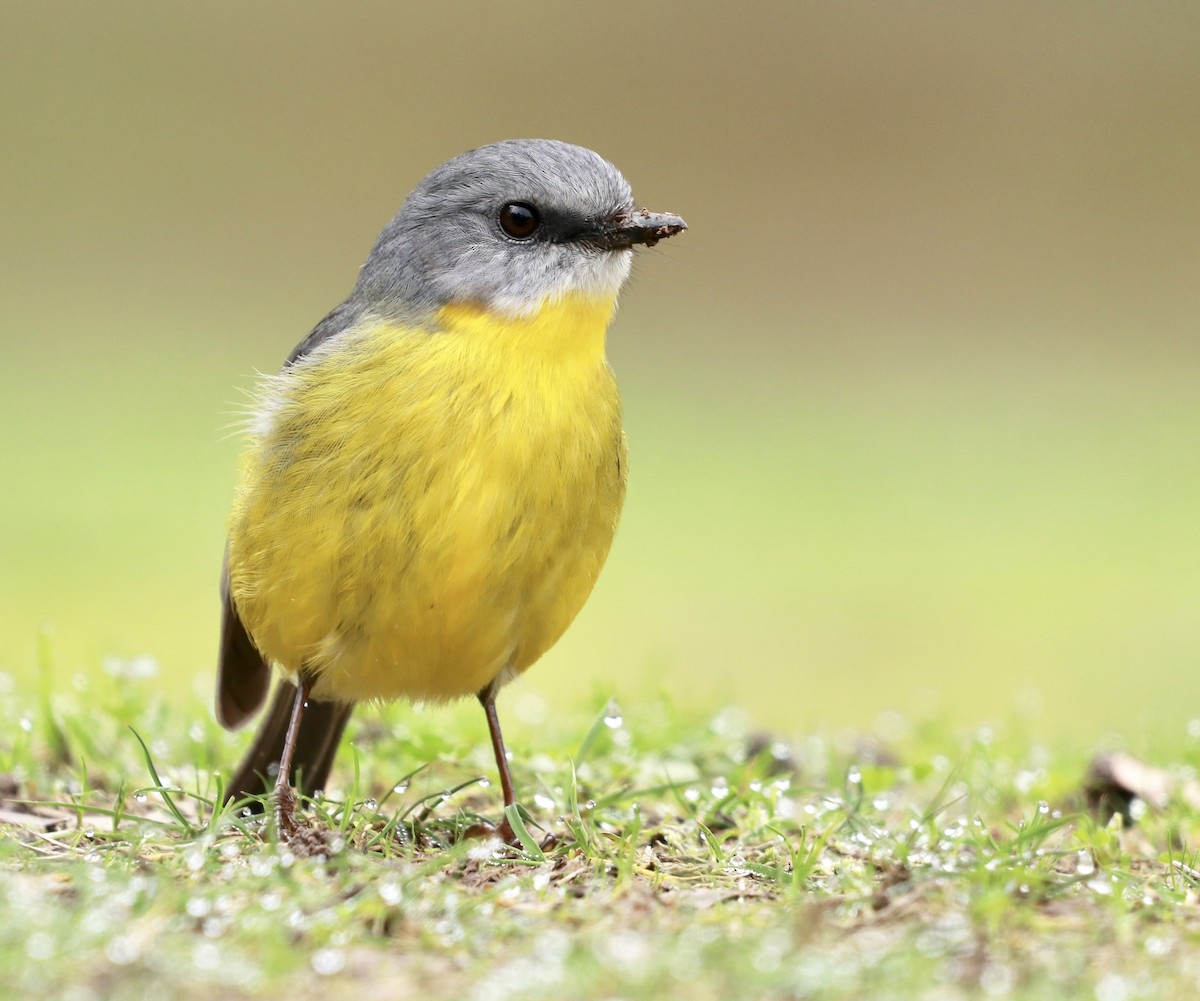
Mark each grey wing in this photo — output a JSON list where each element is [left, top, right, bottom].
[[215, 547, 271, 730], [284, 299, 365, 366]]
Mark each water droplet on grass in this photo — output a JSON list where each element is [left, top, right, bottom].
[[193, 942, 220, 970], [311, 948, 345, 976], [250, 855, 276, 877], [202, 917, 227, 939], [1145, 935, 1171, 957], [105, 936, 140, 966], [24, 932, 53, 961], [186, 897, 212, 918], [724, 853, 748, 875]]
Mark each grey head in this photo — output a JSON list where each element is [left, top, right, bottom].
[[351, 139, 686, 320]]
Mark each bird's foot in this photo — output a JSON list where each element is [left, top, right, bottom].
[[461, 814, 561, 853], [273, 785, 332, 858], [461, 817, 521, 848], [274, 783, 300, 839]]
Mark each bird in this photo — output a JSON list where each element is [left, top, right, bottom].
[[214, 138, 686, 843]]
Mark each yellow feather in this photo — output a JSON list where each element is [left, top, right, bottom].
[[226, 292, 628, 703]]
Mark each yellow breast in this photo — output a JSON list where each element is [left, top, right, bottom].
[[226, 293, 627, 703]]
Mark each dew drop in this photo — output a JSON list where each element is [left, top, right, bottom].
[[105, 936, 141, 966], [186, 897, 212, 918], [311, 948, 345, 976], [25, 932, 54, 961]]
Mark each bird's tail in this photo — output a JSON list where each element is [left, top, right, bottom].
[[223, 679, 354, 808]]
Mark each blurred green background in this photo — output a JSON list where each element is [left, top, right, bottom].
[[2, 2, 1198, 745]]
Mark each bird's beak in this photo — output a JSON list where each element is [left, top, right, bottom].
[[593, 209, 688, 250]]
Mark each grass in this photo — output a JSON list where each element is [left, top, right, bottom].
[[4, 661, 1200, 1000]]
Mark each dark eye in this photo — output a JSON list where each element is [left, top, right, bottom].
[[499, 201, 540, 239]]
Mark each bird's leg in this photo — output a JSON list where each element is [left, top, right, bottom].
[[274, 677, 313, 840], [478, 683, 519, 845]]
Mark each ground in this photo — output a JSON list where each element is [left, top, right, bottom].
[[3, 666, 1200, 1000]]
